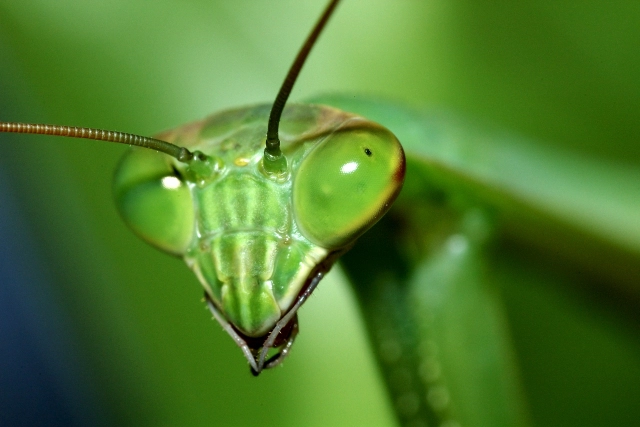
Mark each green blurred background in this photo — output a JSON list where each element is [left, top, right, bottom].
[[0, 1, 639, 426]]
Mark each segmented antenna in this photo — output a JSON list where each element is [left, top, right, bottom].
[[0, 122, 202, 167], [263, 0, 341, 173], [1, 0, 340, 171], [0, 122, 196, 163]]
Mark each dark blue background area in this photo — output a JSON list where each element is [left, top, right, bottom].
[[0, 153, 104, 426]]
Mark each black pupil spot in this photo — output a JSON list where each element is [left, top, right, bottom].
[[364, 148, 372, 157]]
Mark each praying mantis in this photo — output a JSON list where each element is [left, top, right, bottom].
[[2, 1, 640, 427]]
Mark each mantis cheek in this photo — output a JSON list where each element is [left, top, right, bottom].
[[293, 120, 405, 250], [113, 148, 196, 255]]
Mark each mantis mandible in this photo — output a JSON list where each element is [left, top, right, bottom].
[[2, 1, 640, 427]]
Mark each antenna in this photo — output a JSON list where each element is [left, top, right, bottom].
[[1, 0, 341, 174], [263, 0, 341, 174], [0, 122, 198, 163]]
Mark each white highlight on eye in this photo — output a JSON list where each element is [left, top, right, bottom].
[[162, 176, 181, 189], [340, 161, 358, 174]]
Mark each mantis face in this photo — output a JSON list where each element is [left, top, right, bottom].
[[113, 103, 404, 372]]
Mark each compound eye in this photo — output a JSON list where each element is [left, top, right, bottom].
[[293, 120, 405, 249], [114, 148, 195, 255]]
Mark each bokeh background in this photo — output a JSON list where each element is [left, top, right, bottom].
[[1, 1, 639, 426]]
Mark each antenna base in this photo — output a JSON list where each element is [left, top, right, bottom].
[[262, 146, 288, 178]]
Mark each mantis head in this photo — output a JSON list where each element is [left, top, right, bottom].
[[0, 0, 405, 375], [113, 103, 404, 374]]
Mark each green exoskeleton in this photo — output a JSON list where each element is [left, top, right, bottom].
[[0, 0, 404, 375]]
